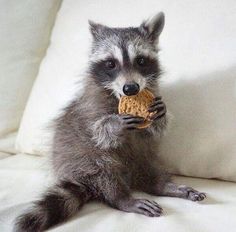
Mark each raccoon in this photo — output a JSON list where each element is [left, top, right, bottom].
[[15, 12, 206, 232]]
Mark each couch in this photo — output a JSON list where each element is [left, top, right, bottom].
[[1, 0, 236, 231]]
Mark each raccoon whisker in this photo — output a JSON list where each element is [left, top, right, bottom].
[[148, 72, 158, 76], [104, 83, 113, 91], [103, 83, 119, 97], [146, 76, 156, 80], [146, 73, 158, 80]]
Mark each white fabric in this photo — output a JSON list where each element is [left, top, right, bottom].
[[0, 154, 236, 232], [159, 68, 236, 182], [0, 132, 17, 155], [0, 0, 61, 154], [16, 0, 236, 181]]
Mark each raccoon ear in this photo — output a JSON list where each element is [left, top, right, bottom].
[[140, 12, 165, 43], [89, 20, 107, 40]]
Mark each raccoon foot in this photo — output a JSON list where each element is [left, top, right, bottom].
[[148, 96, 166, 120], [177, 185, 206, 201], [154, 182, 206, 202], [116, 198, 163, 217]]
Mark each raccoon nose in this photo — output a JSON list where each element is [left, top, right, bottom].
[[123, 83, 140, 96]]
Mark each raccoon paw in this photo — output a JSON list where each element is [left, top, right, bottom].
[[120, 114, 145, 130], [148, 96, 166, 120]]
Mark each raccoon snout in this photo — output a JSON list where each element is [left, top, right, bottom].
[[123, 83, 140, 96]]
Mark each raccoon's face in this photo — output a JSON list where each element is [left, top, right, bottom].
[[88, 12, 165, 98]]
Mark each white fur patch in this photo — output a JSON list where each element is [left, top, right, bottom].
[[105, 73, 146, 98], [113, 46, 123, 65], [132, 73, 147, 91], [127, 42, 156, 62], [105, 75, 126, 98], [89, 52, 110, 62], [127, 44, 136, 62], [89, 44, 123, 65], [91, 115, 121, 149]]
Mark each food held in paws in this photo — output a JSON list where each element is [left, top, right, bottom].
[[118, 89, 155, 129]]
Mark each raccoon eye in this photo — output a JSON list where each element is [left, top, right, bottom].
[[136, 56, 147, 66], [105, 59, 116, 70]]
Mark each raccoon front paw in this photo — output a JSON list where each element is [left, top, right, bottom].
[[148, 96, 166, 120], [117, 198, 163, 217], [120, 114, 145, 130]]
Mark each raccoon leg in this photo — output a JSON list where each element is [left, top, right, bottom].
[[14, 181, 93, 232], [139, 166, 206, 202], [152, 182, 206, 202], [98, 170, 163, 217]]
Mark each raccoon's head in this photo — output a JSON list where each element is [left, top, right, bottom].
[[88, 12, 165, 98]]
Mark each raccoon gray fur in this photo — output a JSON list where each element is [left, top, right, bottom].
[[14, 12, 206, 232]]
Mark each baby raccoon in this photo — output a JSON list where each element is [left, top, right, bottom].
[[15, 12, 206, 232]]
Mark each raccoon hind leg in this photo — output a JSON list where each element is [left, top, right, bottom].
[[158, 182, 206, 201]]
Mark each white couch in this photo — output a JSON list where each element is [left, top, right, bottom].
[[1, 0, 236, 231]]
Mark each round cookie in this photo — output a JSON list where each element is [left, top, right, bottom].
[[118, 89, 155, 129]]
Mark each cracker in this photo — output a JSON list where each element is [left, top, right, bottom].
[[118, 89, 155, 129]]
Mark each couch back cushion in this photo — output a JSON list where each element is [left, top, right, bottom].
[[0, 0, 61, 153], [16, 0, 236, 181]]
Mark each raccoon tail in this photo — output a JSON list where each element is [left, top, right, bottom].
[[14, 181, 93, 232]]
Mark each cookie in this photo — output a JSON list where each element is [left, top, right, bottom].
[[118, 89, 155, 129]]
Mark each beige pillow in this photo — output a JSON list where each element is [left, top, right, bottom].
[[0, 0, 61, 154], [16, 0, 236, 181]]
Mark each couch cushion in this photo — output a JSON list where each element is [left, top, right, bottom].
[[15, 0, 236, 181], [0, 0, 61, 154], [0, 154, 236, 232]]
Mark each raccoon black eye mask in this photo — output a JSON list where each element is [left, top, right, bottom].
[[15, 12, 206, 232]]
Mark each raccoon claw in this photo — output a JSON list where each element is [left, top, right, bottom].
[[132, 199, 163, 217], [148, 97, 166, 120], [148, 97, 165, 112], [118, 198, 163, 217], [120, 114, 145, 130]]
